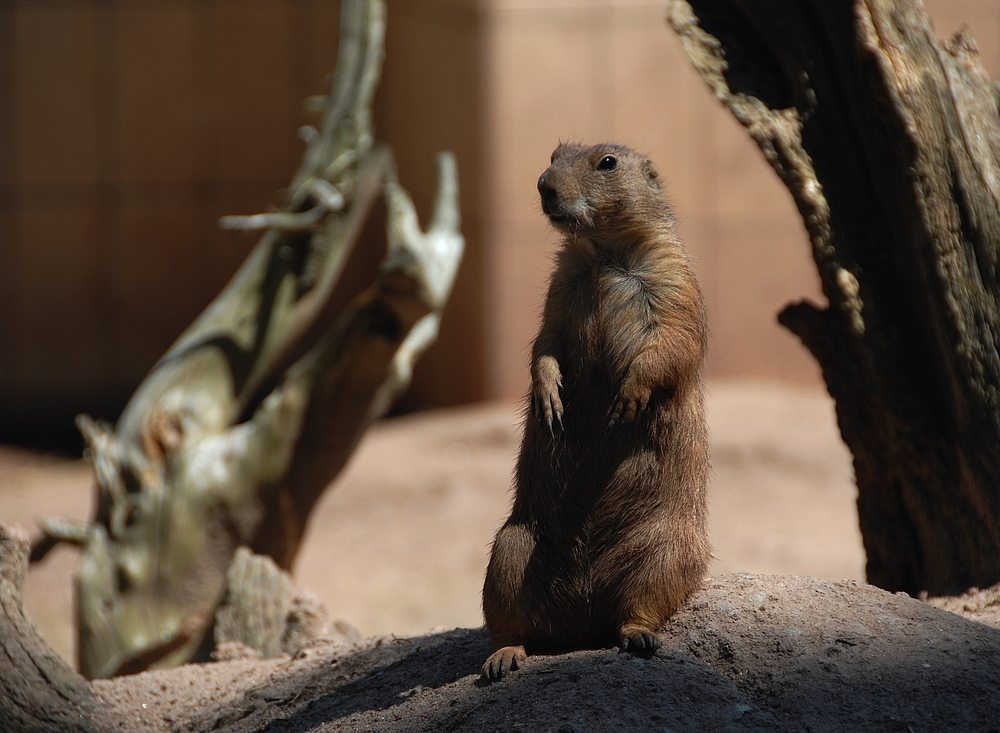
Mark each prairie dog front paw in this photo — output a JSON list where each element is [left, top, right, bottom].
[[532, 355, 564, 435], [608, 370, 652, 427]]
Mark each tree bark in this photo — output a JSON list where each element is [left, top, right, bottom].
[[0, 524, 108, 733], [670, 0, 1000, 595], [214, 547, 295, 659]]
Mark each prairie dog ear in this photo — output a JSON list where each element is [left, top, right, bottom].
[[642, 159, 661, 188], [143, 409, 184, 465]]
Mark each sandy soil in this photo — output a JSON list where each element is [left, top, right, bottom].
[[8, 379, 1000, 732], [86, 575, 1000, 733], [4, 378, 864, 666]]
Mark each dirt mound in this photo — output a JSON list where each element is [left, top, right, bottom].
[[10, 380, 865, 665], [6, 382, 991, 731], [89, 574, 1000, 733]]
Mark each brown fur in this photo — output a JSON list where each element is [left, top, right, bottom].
[[481, 143, 711, 681]]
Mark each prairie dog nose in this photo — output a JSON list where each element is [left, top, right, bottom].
[[538, 173, 557, 208]]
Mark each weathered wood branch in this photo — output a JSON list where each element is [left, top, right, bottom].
[[0, 524, 108, 732], [669, 0, 1000, 595], [213, 547, 295, 659], [212, 547, 358, 660], [32, 0, 464, 679]]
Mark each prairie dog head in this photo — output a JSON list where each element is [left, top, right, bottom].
[[537, 143, 670, 239]]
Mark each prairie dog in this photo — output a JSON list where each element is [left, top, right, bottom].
[[481, 143, 710, 681]]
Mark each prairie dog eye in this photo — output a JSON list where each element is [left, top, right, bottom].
[[596, 155, 617, 171]]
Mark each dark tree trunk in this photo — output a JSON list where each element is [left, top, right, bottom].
[[670, 0, 1000, 595]]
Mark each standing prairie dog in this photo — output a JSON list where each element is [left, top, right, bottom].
[[481, 143, 711, 681]]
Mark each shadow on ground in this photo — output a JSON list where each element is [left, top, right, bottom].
[[94, 574, 1000, 733]]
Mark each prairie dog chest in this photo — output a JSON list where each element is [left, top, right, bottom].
[[563, 256, 657, 350]]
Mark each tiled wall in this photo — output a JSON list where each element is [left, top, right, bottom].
[[1, 0, 997, 440]]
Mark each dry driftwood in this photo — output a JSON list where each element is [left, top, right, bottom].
[[213, 548, 295, 660], [210, 546, 359, 660], [669, 0, 1000, 595], [31, 0, 464, 679], [0, 524, 104, 733]]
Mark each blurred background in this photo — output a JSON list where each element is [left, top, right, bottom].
[[1, 0, 995, 448], [2, 0, 998, 665]]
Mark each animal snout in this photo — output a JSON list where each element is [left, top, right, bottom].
[[538, 173, 558, 212]]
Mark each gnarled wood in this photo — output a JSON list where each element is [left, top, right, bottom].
[[214, 548, 295, 659], [669, 0, 1000, 595], [32, 0, 464, 679], [0, 524, 107, 733]]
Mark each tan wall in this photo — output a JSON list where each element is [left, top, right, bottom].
[[473, 0, 1000, 399], [375, 1, 488, 410], [1, 0, 997, 441]]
